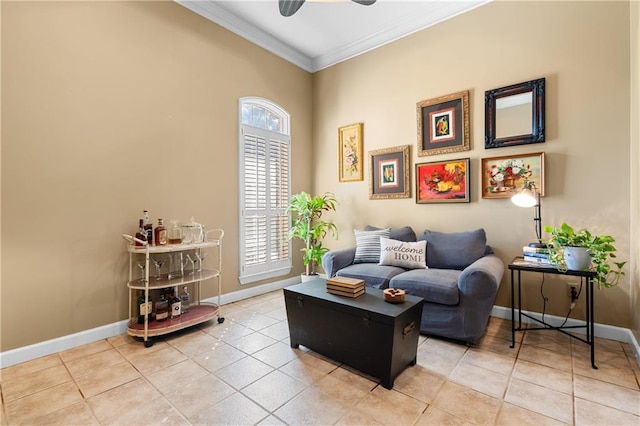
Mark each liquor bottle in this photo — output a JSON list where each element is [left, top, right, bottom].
[[168, 220, 182, 244], [137, 290, 152, 324], [155, 219, 167, 246], [135, 219, 147, 247], [169, 289, 181, 318], [180, 286, 190, 314], [143, 210, 153, 246], [155, 292, 169, 322]]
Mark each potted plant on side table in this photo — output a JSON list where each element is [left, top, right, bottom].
[[287, 191, 338, 281], [543, 223, 626, 288]]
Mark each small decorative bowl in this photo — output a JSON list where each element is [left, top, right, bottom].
[[383, 288, 406, 303]]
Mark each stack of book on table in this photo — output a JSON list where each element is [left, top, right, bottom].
[[522, 246, 553, 265], [326, 276, 365, 298]]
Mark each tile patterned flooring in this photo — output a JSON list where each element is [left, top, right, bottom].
[[1, 289, 639, 425]]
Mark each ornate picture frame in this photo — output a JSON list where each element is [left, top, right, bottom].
[[484, 78, 545, 149], [417, 90, 470, 156], [338, 123, 364, 182], [481, 152, 545, 199], [415, 158, 470, 204], [368, 145, 411, 200]]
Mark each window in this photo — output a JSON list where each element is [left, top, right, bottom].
[[239, 98, 291, 284]]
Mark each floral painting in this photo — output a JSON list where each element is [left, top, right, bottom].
[[481, 152, 545, 199], [415, 158, 470, 204], [338, 123, 363, 182]]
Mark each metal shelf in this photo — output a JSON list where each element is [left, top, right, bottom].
[[127, 304, 219, 338], [126, 240, 220, 254], [122, 229, 224, 346], [127, 269, 220, 290]]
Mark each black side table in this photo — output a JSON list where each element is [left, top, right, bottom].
[[508, 257, 598, 369]]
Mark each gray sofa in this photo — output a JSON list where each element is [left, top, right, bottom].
[[322, 226, 504, 345]]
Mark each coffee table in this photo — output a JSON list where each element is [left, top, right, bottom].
[[283, 279, 423, 389]]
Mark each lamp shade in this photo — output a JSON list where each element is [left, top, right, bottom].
[[511, 182, 537, 207], [510, 180, 545, 247]]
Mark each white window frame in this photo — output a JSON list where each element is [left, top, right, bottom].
[[238, 97, 292, 284]]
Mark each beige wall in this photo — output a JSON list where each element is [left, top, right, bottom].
[[631, 0, 640, 344], [313, 1, 633, 327], [1, 1, 312, 351], [1, 0, 637, 353]]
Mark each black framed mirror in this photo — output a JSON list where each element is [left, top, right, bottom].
[[485, 78, 545, 149]]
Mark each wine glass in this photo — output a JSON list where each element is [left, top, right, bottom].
[[152, 256, 166, 280], [195, 250, 206, 272], [136, 260, 146, 283], [186, 254, 197, 275]]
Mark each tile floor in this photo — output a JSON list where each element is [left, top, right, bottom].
[[1, 289, 639, 425]]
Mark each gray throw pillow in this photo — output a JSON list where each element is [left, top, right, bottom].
[[419, 228, 487, 270], [364, 225, 416, 242], [353, 228, 391, 263]]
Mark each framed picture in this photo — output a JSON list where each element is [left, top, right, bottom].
[[417, 90, 470, 156], [415, 158, 470, 204], [369, 145, 411, 200], [338, 123, 364, 182], [481, 152, 545, 199], [484, 78, 545, 149]]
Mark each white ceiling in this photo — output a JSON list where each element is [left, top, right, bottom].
[[176, 0, 491, 72]]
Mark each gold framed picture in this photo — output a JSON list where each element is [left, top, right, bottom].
[[338, 123, 364, 182], [481, 152, 545, 199], [417, 90, 470, 157], [415, 158, 470, 204], [368, 145, 411, 200]]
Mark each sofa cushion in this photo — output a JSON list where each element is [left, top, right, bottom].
[[365, 225, 416, 242], [390, 269, 461, 305], [379, 238, 427, 270], [353, 228, 391, 263], [419, 228, 487, 270], [336, 264, 405, 289]]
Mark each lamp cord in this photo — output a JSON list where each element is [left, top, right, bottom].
[[558, 281, 583, 327], [540, 274, 549, 326], [540, 276, 584, 328]]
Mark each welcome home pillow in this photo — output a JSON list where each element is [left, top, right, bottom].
[[353, 228, 391, 263], [378, 237, 428, 269]]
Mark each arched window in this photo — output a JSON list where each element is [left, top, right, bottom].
[[238, 97, 291, 284]]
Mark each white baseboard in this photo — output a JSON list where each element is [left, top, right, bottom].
[[0, 320, 130, 369], [3, 290, 638, 370], [491, 305, 640, 368], [0, 276, 300, 369]]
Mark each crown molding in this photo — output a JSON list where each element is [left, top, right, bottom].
[[177, 0, 315, 72], [312, 1, 490, 71], [176, 0, 490, 73]]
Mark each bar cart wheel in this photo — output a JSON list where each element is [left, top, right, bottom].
[[144, 339, 154, 348], [218, 317, 225, 324]]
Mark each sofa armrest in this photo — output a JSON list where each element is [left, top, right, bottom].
[[322, 247, 356, 278], [458, 254, 504, 299]]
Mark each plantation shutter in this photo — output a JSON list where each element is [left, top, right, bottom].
[[268, 137, 290, 263], [240, 126, 291, 281], [243, 132, 268, 269]]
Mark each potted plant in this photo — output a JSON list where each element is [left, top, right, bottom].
[[542, 223, 626, 288], [287, 191, 338, 279]]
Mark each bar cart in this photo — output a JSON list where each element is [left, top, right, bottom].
[[122, 229, 224, 347]]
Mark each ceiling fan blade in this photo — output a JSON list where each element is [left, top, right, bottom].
[[279, 0, 306, 17], [351, 0, 376, 5]]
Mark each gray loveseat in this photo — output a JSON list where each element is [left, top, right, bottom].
[[322, 226, 504, 345]]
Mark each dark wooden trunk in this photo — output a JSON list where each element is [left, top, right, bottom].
[[284, 280, 423, 389]]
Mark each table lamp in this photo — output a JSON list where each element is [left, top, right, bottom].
[[511, 180, 546, 248]]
